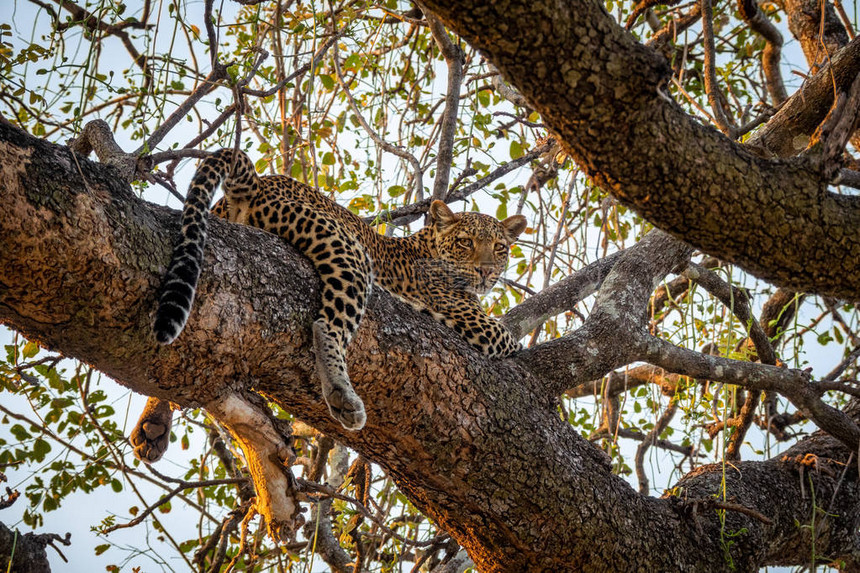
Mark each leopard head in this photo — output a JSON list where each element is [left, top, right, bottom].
[[428, 200, 527, 294]]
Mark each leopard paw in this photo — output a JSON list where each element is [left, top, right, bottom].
[[129, 397, 174, 463], [322, 382, 367, 431]]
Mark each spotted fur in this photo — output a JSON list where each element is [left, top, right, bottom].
[[154, 149, 526, 430]]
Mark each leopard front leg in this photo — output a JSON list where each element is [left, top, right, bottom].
[[308, 247, 373, 430], [426, 289, 521, 357]]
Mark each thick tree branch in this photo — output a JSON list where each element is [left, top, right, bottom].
[[502, 251, 622, 339], [517, 230, 693, 393], [5, 122, 860, 570], [775, 0, 851, 73], [419, 0, 860, 299], [747, 35, 860, 157]]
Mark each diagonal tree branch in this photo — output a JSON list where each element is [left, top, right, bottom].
[[6, 121, 860, 571], [418, 0, 860, 299]]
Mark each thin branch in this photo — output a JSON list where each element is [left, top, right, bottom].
[[489, 65, 530, 108], [203, 0, 218, 69], [242, 34, 340, 98], [136, 64, 229, 155], [627, 0, 683, 30], [46, 0, 151, 76], [736, 0, 788, 105], [700, 0, 737, 136], [148, 148, 212, 166], [682, 263, 776, 365], [299, 479, 449, 549], [567, 364, 682, 400], [822, 346, 860, 383], [102, 477, 246, 533], [832, 0, 856, 40], [425, 11, 463, 202], [367, 140, 553, 226], [634, 400, 679, 494], [333, 40, 423, 199], [648, 5, 702, 51]]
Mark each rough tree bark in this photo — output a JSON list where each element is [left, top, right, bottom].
[[419, 0, 860, 299], [3, 118, 860, 571]]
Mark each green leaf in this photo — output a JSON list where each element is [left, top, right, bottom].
[[94, 543, 111, 556], [495, 203, 507, 220], [32, 437, 51, 462], [319, 74, 335, 90], [509, 140, 523, 160], [10, 424, 32, 441], [43, 495, 57, 511], [322, 151, 336, 165], [22, 341, 39, 359]]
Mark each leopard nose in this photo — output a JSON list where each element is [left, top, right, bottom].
[[476, 266, 493, 279]]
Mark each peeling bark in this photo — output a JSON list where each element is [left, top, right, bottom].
[[5, 115, 860, 570]]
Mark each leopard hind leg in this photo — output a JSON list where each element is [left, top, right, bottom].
[[255, 202, 372, 431], [129, 396, 175, 463]]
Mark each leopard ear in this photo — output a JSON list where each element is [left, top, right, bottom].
[[429, 200, 460, 231], [501, 214, 527, 242]]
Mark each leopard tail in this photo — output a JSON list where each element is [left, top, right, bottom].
[[153, 149, 256, 344]]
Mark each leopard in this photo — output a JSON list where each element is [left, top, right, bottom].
[[139, 148, 525, 458]]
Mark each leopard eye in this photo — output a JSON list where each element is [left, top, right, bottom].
[[456, 237, 473, 249], [494, 242, 508, 253]]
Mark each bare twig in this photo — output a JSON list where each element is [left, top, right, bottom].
[[489, 65, 530, 108], [299, 479, 449, 549], [367, 140, 553, 226], [627, 0, 683, 30], [46, 0, 151, 77], [425, 11, 463, 202], [203, 0, 218, 69], [822, 346, 860, 383], [102, 477, 246, 533], [648, 5, 702, 51], [635, 400, 679, 494], [833, 0, 856, 39], [700, 0, 737, 136], [242, 35, 340, 98], [136, 64, 229, 155], [736, 0, 788, 104]]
